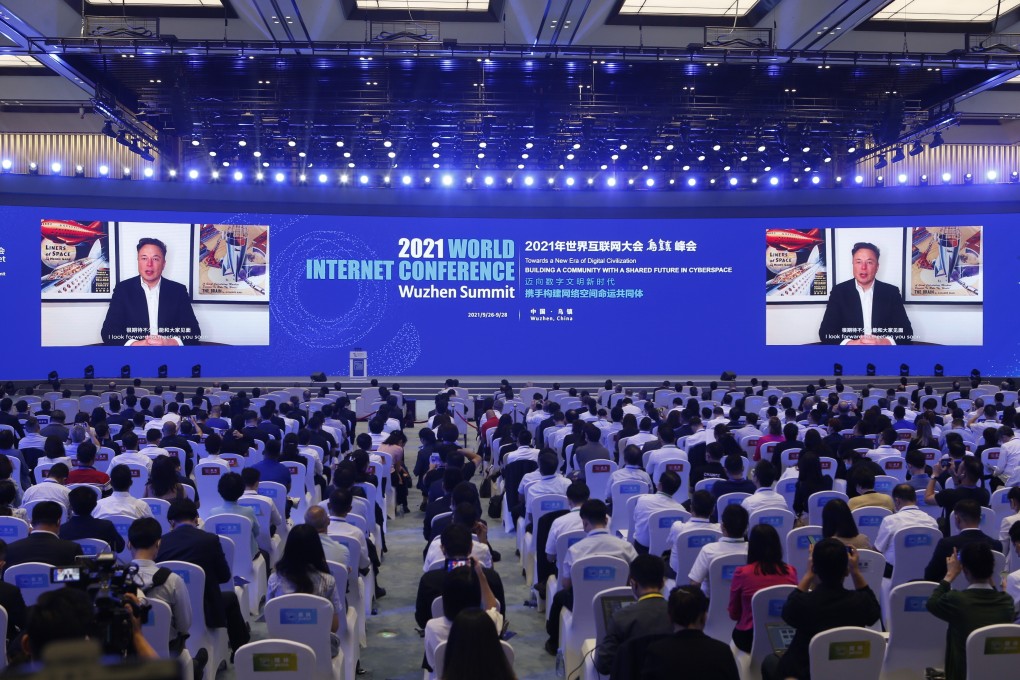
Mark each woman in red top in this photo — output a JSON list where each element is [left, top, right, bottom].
[[753, 417, 784, 461], [728, 524, 798, 653]]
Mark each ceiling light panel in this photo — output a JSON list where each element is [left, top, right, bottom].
[[617, 1, 761, 17], [873, 0, 1020, 22], [357, 1, 490, 9], [0, 55, 43, 67], [86, 0, 222, 6]]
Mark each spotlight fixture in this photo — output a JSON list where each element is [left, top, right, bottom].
[[986, 169, 998, 181], [908, 141, 924, 156], [964, 173, 973, 184], [899, 363, 909, 377], [941, 172, 952, 183], [833, 363, 843, 377], [934, 364, 944, 377], [891, 147, 905, 163], [866, 363, 876, 377], [1012, 171, 1019, 183], [897, 173, 908, 184], [50, 162, 62, 174], [101, 120, 116, 138], [158, 364, 168, 379], [74, 165, 85, 177], [875, 156, 888, 170], [120, 365, 131, 379], [192, 364, 202, 378], [84, 365, 95, 380], [122, 167, 131, 179], [930, 131, 944, 149], [28, 162, 38, 175], [0, 159, 11, 172]]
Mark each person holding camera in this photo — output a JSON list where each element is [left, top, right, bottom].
[[128, 518, 192, 655]]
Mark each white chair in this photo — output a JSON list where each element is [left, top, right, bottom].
[[873, 475, 898, 495], [584, 459, 618, 502], [545, 530, 587, 618], [818, 456, 838, 480], [809, 626, 886, 680], [715, 492, 750, 523], [694, 478, 720, 494], [0, 517, 29, 543], [265, 593, 344, 680], [775, 477, 798, 511], [647, 508, 691, 556], [748, 584, 797, 678], [257, 481, 288, 520], [3, 562, 59, 606], [949, 507, 996, 536], [672, 528, 722, 585], [704, 552, 747, 642], [991, 487, 1015, 533], [124, 462, 149, 499], [558, 555, 629, 680], [808, 490, 849, 527], [195, 462, 229, 520], [521, 494, 569, 587], [33, 462, 55, 485], [780, 447, 802, 471], [852, 506, 892, 547], [330, 535, 369, 643], [651, 458, 691, 504], [95, 447, 114, 473], [965, 623, 1020, 680], [141, 598, 173, 657], [238, 494, 283, 560], [879, 458, 907, 482], [845, 550, 886, 608], [880, 581, 947, 680], [786, 525, 823, 580], [234, 639, 317, 680], [885, 525, 942, 594], [325, 561, 360, 680], [951, 551, 1005, 592], [609, 480, 646, 538], [283, 461, 309, 516], [204, 513, 267, 617], [163, 446, 187, 472], [749, 507, 796, 545], [219, 453, 244, 471], [75, 537, 112, 556], [430, 596, 443, 620], [104, 514, 136, 562], [433, 639, 514, 680], [142, 497, 173, 534]]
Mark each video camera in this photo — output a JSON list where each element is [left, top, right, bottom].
[[50, 554, 150, 656]]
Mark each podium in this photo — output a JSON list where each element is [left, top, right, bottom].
[[349, 349, 368, 381]]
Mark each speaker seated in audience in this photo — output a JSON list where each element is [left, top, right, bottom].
[[268, 524, 342, 656], [207, 471, 259, 557], [415, 524, 505, 629], [22, 462, 71, 515], [545, 500, 637, 655], [689, 503, 749, 593], [0, 539, 26, 645], [641, 586, 740, 680], [0, 480, 25, 520], [923, 499, 1002, 582], [423, 500, 493, 572], [443, 608, 516, 680], [927, 541, 1016, 680], [5, 500, 83, 567], [631, 470, 685, 554], [94, 465, 153, 520], [128, 517, 192, 656], [58, 486, 125, 552], [423, 558, 502, 680], [761, 539, 881, 680], [822, 498, 872, 550], [594, 554, 673, 676], [728, 524, 798, 654], [156, 498, 250, 653]]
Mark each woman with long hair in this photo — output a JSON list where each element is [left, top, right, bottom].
[[144, 455, 187, 501], [908, 418, 938, 452], [379, 429, 411, 514], [728, 524, 798, 653], [268, 524, 342, 648], [792, 452, 833, 519], [40, 435, 72, 467], [821, 498, 871, 550], [442, 608, 516, 680]]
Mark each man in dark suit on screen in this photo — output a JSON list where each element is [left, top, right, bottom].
[[101, 237, 201, 346], [818, 241, 913, 345]]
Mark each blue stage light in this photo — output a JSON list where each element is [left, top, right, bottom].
[[188, 169, 199, 180], [233, 170, 244, 181]]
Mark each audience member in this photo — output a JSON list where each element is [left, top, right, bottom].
[[742, 460, 787, 514], [641, 586, 740, 680], [873, 484, 939, 576], [415, 524, 506, 629], [21, 462, 70, 514], [923, 499, 1002, 582], [94, 464, 153, 519], [728, 524, 798, 653], [690, 503, 749, 592], [128, 517, 192, 656], [822, 498, 872, 550], [5, 501, 83, 567], [442, 608, 516, 680], [58, 486, 125, 552]]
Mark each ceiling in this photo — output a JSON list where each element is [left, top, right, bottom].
[[2, 0, 1020, 172]]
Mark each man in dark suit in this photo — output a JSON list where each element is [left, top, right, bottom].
[[241, 410, 271, 445], [0, 539, 27, 644], [100, 237, 201, 346], [0, 398, 25, 438], [594, 554, 673, 675], [640, 585, 740, 680], [413, 524, 505, 629], [6, 501, 84, 568], [156, 498, 250, 653], [818, 241, 913, 345], [923, 499, 1002, 582], [58, 486, 125, 552]]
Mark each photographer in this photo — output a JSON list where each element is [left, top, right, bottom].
[[127, 518, 192, 656], [15, 587, 157, 665]]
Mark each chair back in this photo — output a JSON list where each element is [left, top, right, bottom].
[[34, 462, 55, 485], [123, 463, 148, 498], [780, 448, 802, 471], [195, 461, 229, 519], [234, 639, 318, 680], [672, 528, 722, 583], [220, 453, 244, 470], [530, 494, 569, 530], [284, 461, 308, 511], [808, 626, 886, 680], [568, 555, 630, 643], [0, 517, 28, 543], [817, 456, 838, 480], [142, 497, 173, 534], [647, 508, 691, 555], [851, 506, 892, 546], [74, 538, 111, 556], [104, 514, 135, 562], [237, 495, 276, 555], [141, 598, 173, 658], [844, 549, 886, 596], [889, 527, 942, 588], [205, 512, 257, 568], [430, 596, 443, 620], [704, 552, 748, 642], [715, 492, 750, 524], [775, 478, 798, 510], [264, 593, 336, 680], [980, 446, 1003, 470], [610, 480, 647, 535], [786, 525, 823, 579], [881, 581, 947, 680], [749, 507, 796, 544], [257, 481, 288, 520], [749, 584, 797, 676], [653, 458, 691, 504], [742, 436, 760, 459], [584, 460, 618, 502], [873, 475, 898, 495], [990, 487, 1014, 529], [880, 458, 907, 482], [964, 623, 1020, 680], [949, 506, 996, 536], [552, 530, 587, 592], [95, 447, 114, 473], [694, 478, 720, 494], [807, 490, 849, 527], [163, 447, 187, 472], [3, 562, 59, 606]]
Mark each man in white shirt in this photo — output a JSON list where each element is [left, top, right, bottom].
[[504, 430, 540, 465], [667, 491, 719, 577], [996, 426, 1020, 487], [422, 503, 493, 572], [688, 503, 748, 593], [872, 483, 939, 575], [683, 417, 711, 450], [626, 418, 658, 450], [94, 465, 154, 519], [21, 462, 71, 515], [645, 437, 687, 485], [108, 432, 153, 473], [240, 468, 284, 534], [546, 481, 588, 565], [998, 486, 1020, 542], [620, 398, 642, 418], [519, 451, 571, 524], [606, 446, 654, 501], [545, 500, 637, 654], [326, 488, 371, 573], [631, 471, 686, 552], [867, 428, 900, 463], [705, 406, 729, 431], [741, 460, 789, 515], [139, 428, 170, 459], [732, 413, 761, 443], [305, 506, 351, 566]]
